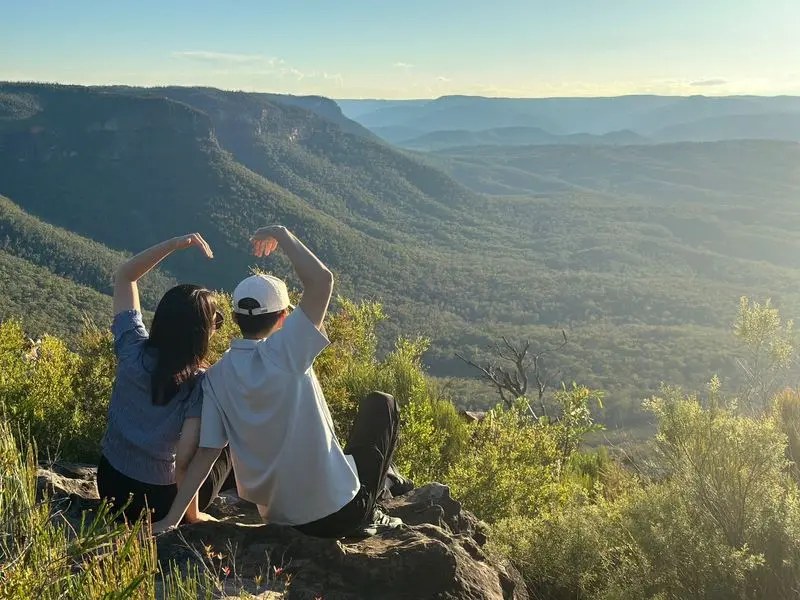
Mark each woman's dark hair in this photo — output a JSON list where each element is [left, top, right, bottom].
[[147, 284, 217, 405]]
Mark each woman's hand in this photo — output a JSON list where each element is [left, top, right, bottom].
[[114, 233, 213, 315], [251, 226, 287, 257], [173, 233, 214, 259]]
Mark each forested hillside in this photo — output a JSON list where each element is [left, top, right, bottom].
[[0, 195, 175, 306], [0, 249, 112, 337], [2, 83, 800, 428], [0, 194, 177, 336], [396, 127, 648, 151]]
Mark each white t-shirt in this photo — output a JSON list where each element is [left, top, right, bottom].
[[199, 308, 360, 525]]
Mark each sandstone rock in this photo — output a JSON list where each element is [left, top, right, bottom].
[[381, 483, 490, 546], [37, 462, 101, 524], [38, 464, 528, 600]]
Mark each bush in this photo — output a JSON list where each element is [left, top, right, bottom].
[[1, 297, 618, 597], [490, 389, 800, 600], [0, 414, 214, 599], [0, 319, 91, 459]]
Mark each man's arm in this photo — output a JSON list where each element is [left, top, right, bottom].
[[251, 226, 333, 329], [175, 418, 217, 524], [152, 446, 222, 534], [113, 233, 213, 315]]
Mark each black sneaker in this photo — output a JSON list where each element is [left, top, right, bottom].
[[385, 464, 415, 497], [372, 508, 403, 528], [387, 474, 415, 497], [343, 508, 403, 539]]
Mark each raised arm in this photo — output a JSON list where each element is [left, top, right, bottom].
[[113, 233, 214, 315], [251, 226, 333, 328]]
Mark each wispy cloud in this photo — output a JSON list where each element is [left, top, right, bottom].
[[323, 72, 345, 87], [280, 66, 306, 80], [437, 75, 452, 82], [393, 62, 414, 69], [689, 78, 728, 87], [172, 51, 282, 66]]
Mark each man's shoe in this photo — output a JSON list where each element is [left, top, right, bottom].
[[372, 507, 403, 528], [387, 474, 415, 497], [384, 464, 415, 497], [342, 508, 403, 540]]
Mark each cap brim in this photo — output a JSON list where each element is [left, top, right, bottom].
[[232, 303, 293, 316]]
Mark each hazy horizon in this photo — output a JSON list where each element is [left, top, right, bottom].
[[3, 0, 799, 99], [4, 80, 800, 103]]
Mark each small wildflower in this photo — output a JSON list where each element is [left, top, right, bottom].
[[221, 565, 231, 577], [273, 565, 284, 577]]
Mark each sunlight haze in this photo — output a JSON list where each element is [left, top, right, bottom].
[[2, 0, 799, 98]]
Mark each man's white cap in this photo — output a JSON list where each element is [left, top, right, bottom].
[[232, 274, 292, 315]]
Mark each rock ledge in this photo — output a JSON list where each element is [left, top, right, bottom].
[[38, 464, 528, 600]]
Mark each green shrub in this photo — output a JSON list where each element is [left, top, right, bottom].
[[771, 388, 800, 484], [490, 389, 800, 600], [1, 297, 619, 597], [0, 414, 214, 599]]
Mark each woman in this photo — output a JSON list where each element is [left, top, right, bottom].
[[97, 233, 230, 523]]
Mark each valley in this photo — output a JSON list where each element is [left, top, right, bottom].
[[2, 83, 800, 428]]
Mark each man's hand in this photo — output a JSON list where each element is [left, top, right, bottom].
[[184, 511, 219, 524], [151, 519, 177, 535], [250, 225, 332, 329], [251, 226, 287, 257], [173, 233, 214, 259]]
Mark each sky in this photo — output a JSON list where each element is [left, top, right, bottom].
[[2, 0, 799, 99]]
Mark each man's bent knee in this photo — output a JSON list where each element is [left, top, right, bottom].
[[364, 391, 396, 414]]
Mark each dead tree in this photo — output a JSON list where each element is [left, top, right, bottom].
[[456, 331, 568, 418]]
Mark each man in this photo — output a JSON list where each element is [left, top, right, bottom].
[[153, 225, 402, 537]]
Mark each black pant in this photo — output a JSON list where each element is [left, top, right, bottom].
[[97, 449, 234, 523], [294, 391, 400, 538]]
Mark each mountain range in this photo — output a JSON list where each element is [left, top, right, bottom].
[[339, 95, 800, 147], [3, 82, 800, 428], [396, 127, 649, 151]]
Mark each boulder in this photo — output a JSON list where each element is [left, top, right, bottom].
[[37, 464, 528, 600], [36, 461, 100, 524]]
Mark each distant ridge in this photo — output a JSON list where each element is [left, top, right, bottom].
[[5, 82, 800, 425], [396, 126, 649, 150], [339, 94, 800, 142]]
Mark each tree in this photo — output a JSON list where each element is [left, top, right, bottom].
[[733, 296, 795, 413], [456, 331, 568, 418]]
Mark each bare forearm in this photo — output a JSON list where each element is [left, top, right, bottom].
[[159, 447, 221, 529], [116, 238, 179, 283], [175, 468, 201, 521], [251, 226, 333, 327], [273, 227, 333, 293]]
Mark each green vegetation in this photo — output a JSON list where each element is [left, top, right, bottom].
[[0, 249, 113, 339], [3, 83, 800, 431], [4, 82, 800, 596], [3, 294, 800, 597], [0, 395, 217, 598], [0, 194, 175, 338], [397, 126, 648, 151], [0, 194, 175, 308]]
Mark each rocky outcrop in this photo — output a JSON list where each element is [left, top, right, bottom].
[[37, 464, 527, 600]]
